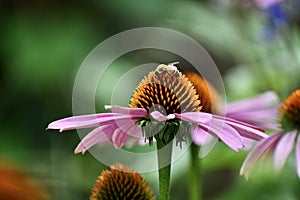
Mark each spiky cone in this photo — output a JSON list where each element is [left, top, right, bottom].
[[279, 89, 300, 130], [90, 163, 155, 200], [240, 89, 300, 179], [130, 70, 201, 115]]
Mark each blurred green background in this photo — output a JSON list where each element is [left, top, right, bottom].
[[1, 0, 300, 199]]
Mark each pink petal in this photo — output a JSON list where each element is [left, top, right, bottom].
[[112, 128, 129, 149], [105, 105, 148, 117], [150, 111, 174, 121], [191, 126, 212, 145], [222, 119, 268, 140], [115, 119, 142, 138], [214, 115, 264, 132], [74, 124, 117, 154], [212, 123, 243, 151], [296, 135, 300, 178], [274, 131, 297, 172], [240, 133, 282, 179], [200, 122, 243, 151], [47, 113, 122, 131], [174, 112, 212, 124], [48, 114, 136, 132], [226, 91, 279, 115]]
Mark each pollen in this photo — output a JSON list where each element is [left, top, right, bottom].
[[279, 89, 300, 130], [129, 66, 201, 114], [90, 163, 155, 200]]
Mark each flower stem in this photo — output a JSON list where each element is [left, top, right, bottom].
[[189, 143, 202, 200], [156, 139, 173, 200]]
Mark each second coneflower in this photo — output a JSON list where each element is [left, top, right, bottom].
[[90, 163, 155, 200], [240, 89, 300, 179]]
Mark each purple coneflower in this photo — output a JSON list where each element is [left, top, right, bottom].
[[90, 163, 155, 200], [183, 71, 279, 147], [47, 63, 267, 153], [240, 89, 300, 179]]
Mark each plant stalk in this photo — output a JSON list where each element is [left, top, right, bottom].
[[156, 139, 173, 200], [189, 143, 202, 200]]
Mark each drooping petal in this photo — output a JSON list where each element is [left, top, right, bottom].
[[74, 124, 117, 154], [240, 133, 282, 179], [190, 126, 213, 145], [112, 128, 129, 149], [105, 105, 148, 117], [200, 122, 243, 151], [274, 130, 297, 172], [47, 113, 122, 131], [226, 91, 279, 115], [174, 112, 212, 124], [221, 119, 268, 141], [295, 135, 300, 178], [225, 92, 280, 130], [48, 114, 137, 132], [114, 119, 142, 139], [214, 115, 264, 132]]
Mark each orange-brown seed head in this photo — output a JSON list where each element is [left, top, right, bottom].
[[90, 163, 155, 200], [279, 89, 300, 130], [129, 69, 201, 114]]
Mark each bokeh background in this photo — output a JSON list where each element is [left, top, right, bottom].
[[1, 0, 300, 199]]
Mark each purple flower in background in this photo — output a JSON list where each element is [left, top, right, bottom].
[[241, 89, 300, 179], [253, 0, 288, 40], [253, 0, 283, 9], [47, 64, 267, 154]]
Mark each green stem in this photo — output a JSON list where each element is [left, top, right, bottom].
[[156, 139, 173, 200], [189, 143, 202, 200]]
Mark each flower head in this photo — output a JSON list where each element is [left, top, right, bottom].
[[0, 162, 48, 200], [90, 163, 155, 200], [182, 71, 279, 148], [47, 63, 267, 153], [240, 89, 300, 179]]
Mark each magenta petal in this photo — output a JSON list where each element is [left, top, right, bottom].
[[211, 123, 243, 151], [223, 120, 268, 140], [214, 115, 264, 132], [48, 114, 136, 132], [74, 124, 116, 154], [174, 112, 212, 124], [191, 126, 212, 145], [240, 133, 281, 179], [226, 91, 279, 115], [295, 135, 300, 178], [112, 128, 129, 149], [105, 105, 148, 117], [47, 113, 122, 131], [150, 111, 174, 121], [274, 131, 297, 172]]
